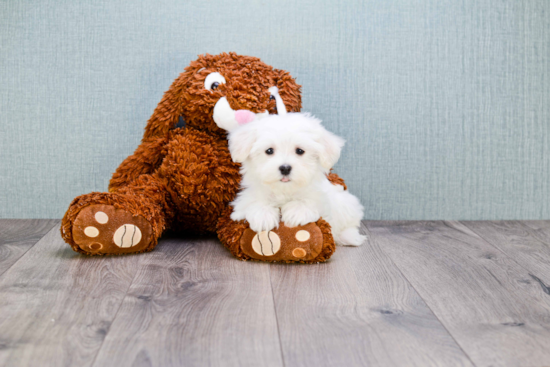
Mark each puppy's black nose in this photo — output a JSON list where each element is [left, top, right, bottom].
[[279, 165, 292, 176]]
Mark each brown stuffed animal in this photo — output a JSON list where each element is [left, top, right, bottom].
[[61, 52, 344, 263]]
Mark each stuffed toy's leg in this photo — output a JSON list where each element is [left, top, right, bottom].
[[217, 208, 336, 263], [61, 173, 174, 255]]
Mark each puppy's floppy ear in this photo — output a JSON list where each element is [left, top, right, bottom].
[[315, 124, 346, 171], [229, 124, 257, 163]]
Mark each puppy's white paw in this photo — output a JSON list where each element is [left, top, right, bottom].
[[230, 210, 246, 222], [281, 201, 320, 228], [334, 227, 367, 246], [247, 207, 280, 233]]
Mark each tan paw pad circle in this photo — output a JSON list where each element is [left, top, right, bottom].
[[113, 224, 142, 248], [252, 231, 281, 256], [89, 242, 103, 251], [295, 230, 310, 242], [292, 248, 307, 258], [94, 211, 109, 224], [84, 226, 99, 238]]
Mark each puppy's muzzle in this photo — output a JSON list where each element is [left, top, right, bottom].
[[279, 165, 292, 176]]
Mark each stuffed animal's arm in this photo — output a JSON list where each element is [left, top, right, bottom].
[[155, 131, 241, 211], [109, 136, 168, 192], [326, 170, 347, 190]]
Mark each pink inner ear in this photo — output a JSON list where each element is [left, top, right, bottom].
[[235, 110, 256, 125]]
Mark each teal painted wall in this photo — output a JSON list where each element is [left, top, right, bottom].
[[1, 0, 548, 219]]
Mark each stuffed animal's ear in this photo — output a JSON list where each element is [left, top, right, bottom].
[[229, 124, 257, 163], [143, 73, 187, 140], [316, 126, 345, 171], [273, 68, 302, 113]]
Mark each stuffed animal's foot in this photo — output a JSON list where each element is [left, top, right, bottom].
[[239, 219, 336, 263], [70, 204, 154, 255]]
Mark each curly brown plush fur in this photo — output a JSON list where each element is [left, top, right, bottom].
[[61, 52, 344, 262]]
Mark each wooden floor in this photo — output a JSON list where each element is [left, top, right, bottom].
[[1, 220, 550, 366]]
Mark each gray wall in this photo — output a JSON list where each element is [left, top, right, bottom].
[[1, 0, 548, 219]]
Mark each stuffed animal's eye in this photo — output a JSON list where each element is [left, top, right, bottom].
[[204, 72, 226, 91], [269, 95, 276, 101], [296, 148, 305, 155], [266, 148, 274, 155]]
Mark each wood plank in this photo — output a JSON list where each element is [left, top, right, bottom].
[[366, 221, 550, 367], [520, 221, 550, 244], [463, 221, 550, 285], [0, 225, 143, 367], [92, 235, 283, 367], [270, 223, 474, 367], [0, 219, 59, 277]]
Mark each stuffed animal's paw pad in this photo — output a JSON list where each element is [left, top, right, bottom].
[[251, 231, 281, 256], [295, 230, 310, 242], [292, 247, 307, 258], [113, 224, 142, 248], [240, 222, 326, 262], [94, 211, 109, 224], [72, 204, 152, 255]]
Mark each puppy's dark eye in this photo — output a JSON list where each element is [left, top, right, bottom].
[[296, 148, 305, 155], [269, 95, 276, 101], [266, 148, 274, 155], [211, 82, 219, 90]]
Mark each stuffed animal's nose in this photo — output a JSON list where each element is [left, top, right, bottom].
[[279, 165, 292, 175], [235, 110, 256, 125]]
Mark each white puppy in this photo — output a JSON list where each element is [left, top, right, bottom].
[[228, 113, 366, 246]]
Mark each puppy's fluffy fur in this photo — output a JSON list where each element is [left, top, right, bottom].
[[229, 113, 366, 246]]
